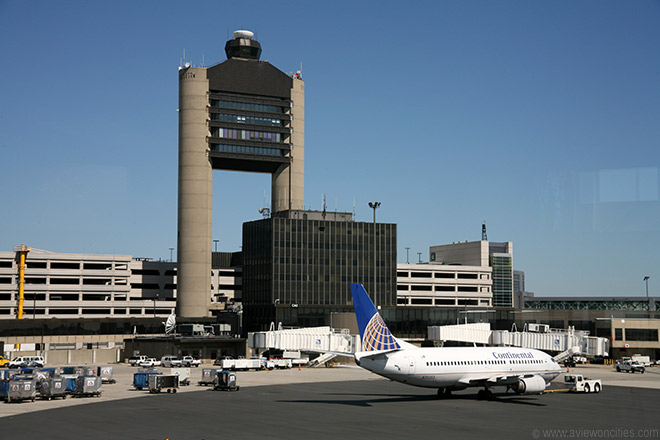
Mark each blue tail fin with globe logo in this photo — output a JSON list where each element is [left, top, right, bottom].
[[350, 283, 401, 352]]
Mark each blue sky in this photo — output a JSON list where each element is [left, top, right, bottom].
[[1, 0, 658, 297]]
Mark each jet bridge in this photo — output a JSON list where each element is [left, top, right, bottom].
[[248, 326, 360, 362], [428, 323, 609, 357]]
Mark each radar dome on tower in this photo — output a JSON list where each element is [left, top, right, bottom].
[[225, 29, 261, 60]]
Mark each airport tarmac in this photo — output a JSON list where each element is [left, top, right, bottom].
[[1, 364, 659, 439]]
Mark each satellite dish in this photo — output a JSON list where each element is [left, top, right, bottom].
[[165, 314, 176, 334]]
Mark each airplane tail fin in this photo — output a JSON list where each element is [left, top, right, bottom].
[[350, 283, 400, 351]]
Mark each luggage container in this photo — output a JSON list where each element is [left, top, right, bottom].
[[61, 374, 78, 393], [75, 366, 97, 377], [39, 367, 58, 379], [0, 369, 21, 380], [6, 376, 37, 402], [61, 367, 78, 375], [0, 380, 8, 400], [170, 367, 191, 386], [133, 371, 162, 390], [73, 376, 102, 397], [98, 366, 115, 384], [213, 370, 239, 391], [199, 368, 222, 386], [38, 376, 67, 400], [148, 374, 179, 393]]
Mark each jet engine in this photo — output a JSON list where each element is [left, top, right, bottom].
[[510, 376, 547, 395]]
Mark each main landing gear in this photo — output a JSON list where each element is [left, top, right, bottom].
[[477, 388, 493, 400], [436, 388, 452, 398]]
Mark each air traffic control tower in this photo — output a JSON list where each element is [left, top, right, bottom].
[[178, 30, 304, 317]]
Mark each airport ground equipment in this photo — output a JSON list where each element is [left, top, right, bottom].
[[148, 374, 179, 393], [62, 374, 78, 393], [170, 367, 191, 386], [182, 356, 201, 367], [564, 374, 602, 393], [98, 366, 115, 384], [133, 371, 162, 390], [213, 370, 239, 391], [199, 368, 222, 386], [0, 369, 21, 380], [72, 376, 102, 397], [615, 360, 645, 373], [6, 376, 37, 402], [38, 376, 67, 400]]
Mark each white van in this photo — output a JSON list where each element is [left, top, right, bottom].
[[9, 355, 45, 368], [161, 355, 182, 367]]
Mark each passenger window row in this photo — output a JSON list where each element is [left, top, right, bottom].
[[425, 359, 546, 367]]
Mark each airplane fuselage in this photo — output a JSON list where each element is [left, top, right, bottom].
[[356, 346, 562, 390]]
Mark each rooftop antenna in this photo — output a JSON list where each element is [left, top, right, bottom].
[[322, 194, 327, 220], [482, 221, 488, 241], [352, 197, 356, 220]]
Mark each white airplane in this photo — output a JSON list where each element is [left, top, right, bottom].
[[349, 283, 562, 399]]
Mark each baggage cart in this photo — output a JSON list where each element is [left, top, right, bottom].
[[75, 366, 97, 377], [0, 369, 21, 380], [98, 366, 115, 384], [6, 377, 37, 402], [38, 376, 67, 400], [170, 367, 191, 386], [213, 370, 239, 391], [133, 371, 162, 390], [148, 374, 179, 393], [199, 368, 221, 386], [73, 375, 102, 397], [62, 374, 78, 393]]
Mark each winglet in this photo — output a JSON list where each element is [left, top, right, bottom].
[[350, 283, 400, 351]]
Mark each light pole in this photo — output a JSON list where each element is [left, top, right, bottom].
[[405, 247, 410, 264], [368, 202, 381, 299], [153, 293, 159, 317], [213, 240, 219, 253], [417, 252, 422, 263], [169, 247, 174, 262], [644, 276, 650, 299]]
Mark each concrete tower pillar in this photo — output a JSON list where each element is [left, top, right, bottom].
[[272, 76, 305, 213], [177, 67, 212, 317]]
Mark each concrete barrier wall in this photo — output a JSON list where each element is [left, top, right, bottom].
[[3, 348, 121, 366]]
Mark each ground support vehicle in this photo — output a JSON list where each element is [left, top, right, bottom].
[[139, 358, 161, 368], [9, 356, 44, 368], [129, 355, 148, 366], [72, 376, 102, 397], [213, 370, 239, 391], [161, 356, 182, 368], [98, 366, 115, 384], [0, 355, 9, 368], [38, 376, 67, 400], [170, 368, 191, 386], [148, 374, 179, 393], [182, 356, 201, 367], [615, 360, 645, 373], [133, 371, 162, 390], [564, 374, 602, 393], [199, 368, 222, 386], [269, 359, 292, 369], [5, 376, 37, 402]]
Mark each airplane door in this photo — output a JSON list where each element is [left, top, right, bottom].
[[406, 356, 416, 375]]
